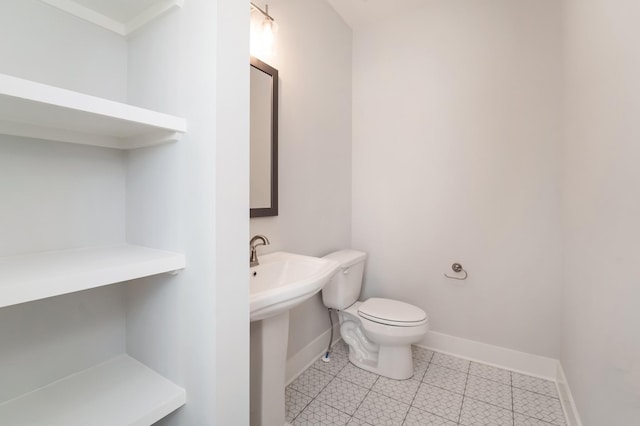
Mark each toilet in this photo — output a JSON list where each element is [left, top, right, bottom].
[[322, 250, 428, 380]]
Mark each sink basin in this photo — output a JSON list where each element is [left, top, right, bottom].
[[249, 251, 339, 321]]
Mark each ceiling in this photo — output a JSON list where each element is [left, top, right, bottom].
[[326, 0, 428, 29], [60, 0, 414, 31], [57, 0, 161, 22]]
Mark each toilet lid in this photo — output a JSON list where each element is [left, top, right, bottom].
[[358, 298, 428, 327]]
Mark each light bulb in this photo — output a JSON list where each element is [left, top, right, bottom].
[[262, 18, 278, 49], [250, 3, 278, 60]]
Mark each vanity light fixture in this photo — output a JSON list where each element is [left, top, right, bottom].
[[250, 2, 276, 25], [250, 2, 278, 59]]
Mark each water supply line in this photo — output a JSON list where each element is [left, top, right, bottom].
[[322, 308, 334, 362]]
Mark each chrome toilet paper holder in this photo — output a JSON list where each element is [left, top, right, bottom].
[[444, 263, 468, 280]]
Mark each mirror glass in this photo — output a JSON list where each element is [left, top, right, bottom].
[[250, 57, 278, 217]]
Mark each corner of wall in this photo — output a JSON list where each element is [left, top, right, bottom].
[[286, 322, 341, 385], [556, 362, 584, 426]]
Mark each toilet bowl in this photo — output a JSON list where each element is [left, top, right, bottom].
[[339, 298, 428, 379], [322, 250, 429, 380]]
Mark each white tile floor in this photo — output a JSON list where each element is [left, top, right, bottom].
[[286, 341, 568, 426]]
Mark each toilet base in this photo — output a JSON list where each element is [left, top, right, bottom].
[[339, 304, 425, 380], [347, 344, 414, 380]]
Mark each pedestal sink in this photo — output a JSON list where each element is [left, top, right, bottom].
[[250, 252, 339, 426]]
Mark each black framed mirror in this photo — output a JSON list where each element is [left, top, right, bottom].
[[250, 57, 278, 217]]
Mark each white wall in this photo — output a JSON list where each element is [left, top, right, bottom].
[[249, 0, 352, 359], [562, 0, 640, 424], [0, 0, 128, 403], [0, 0, 127, 100], [0, 138, 126, 257], [352, 0, 564, 358], [212, 1, 251, 424], [0, 1, 128, 258], [126, 1, 250, 424]]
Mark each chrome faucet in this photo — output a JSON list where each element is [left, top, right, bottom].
[[250, 235, 270, 267]]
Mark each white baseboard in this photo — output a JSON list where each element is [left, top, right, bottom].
[[419, 330, 559, 380], [556, 362, 583, 426], [285, 327, 558, 381], [285, 322, 341, 385]]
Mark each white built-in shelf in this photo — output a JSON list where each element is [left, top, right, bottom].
[[0, 355, 186, 425], [0, 244, 186, 309], [0, 73, 187, 149], [40, 0, 184, 37]]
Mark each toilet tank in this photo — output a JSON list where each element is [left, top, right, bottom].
[[321, 250, 367, 310]]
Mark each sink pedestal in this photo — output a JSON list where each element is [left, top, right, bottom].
[[249, 252, 340, 425], [250, 310, 290, 426]]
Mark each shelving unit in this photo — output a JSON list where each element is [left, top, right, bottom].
[[0, 244, 185, 308], [0, 73, 187, 149], [40, 0, 184, 37], [0, 1, 190, 423], [0, 355, 186, 426]]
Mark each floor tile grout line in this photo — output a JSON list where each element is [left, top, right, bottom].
[[290, 364, 341, 399], [290, 391, 314, 423], [412, 349, 433, 380], [511, 401, 568, 426], [462, 393, 515, 412], [511, 381, 567, 425], [406, 405, 461, 426], [408, 370, 479, 425], [285, 387, 313, 424], [289, 361, 349, 424], [410, 380, 467, 424], [322, 375, 376, 419], [421, 365, 468, 396], [288, 383, 324, 423], [429, 361, 470, 375], [467, 370, 513, 386], [442, 357, 558, 393], [415, 358, 430, 382], [311, 359, 380, 423], [416, 355, 477, 424], [445, 360, 560, 398], [513, 413, 564, 426], [456, 361, 472, 425], [512, 409, 567, 426], [309, 355, 349, 377], [337, 367, 380, 391], [512, 384, 562, 400], [401, 359, 430, 425], [347, 375, 380, 425], [511, 370, 515, 426], [369, 379, 420, 406], [418, 379, 466, 397]]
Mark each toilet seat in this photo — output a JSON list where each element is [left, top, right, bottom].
[[358, 297, 428, 327]]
